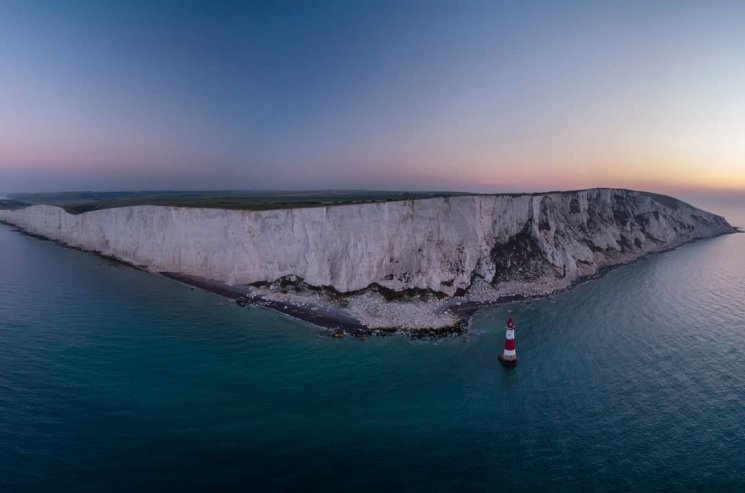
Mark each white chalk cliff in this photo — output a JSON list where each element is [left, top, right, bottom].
[[0, 189, 734, 330]]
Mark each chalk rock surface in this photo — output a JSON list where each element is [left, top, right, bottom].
[[0, 189, 734, 330]]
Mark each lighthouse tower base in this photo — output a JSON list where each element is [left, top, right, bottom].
[[498, 353, 517, 368]]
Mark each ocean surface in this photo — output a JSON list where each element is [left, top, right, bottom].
[[1, 203, 744, 492]]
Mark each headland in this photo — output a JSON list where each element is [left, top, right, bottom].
[[0, 189, 735, 335]]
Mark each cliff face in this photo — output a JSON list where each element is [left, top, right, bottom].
[[0, 189, 733, 329]]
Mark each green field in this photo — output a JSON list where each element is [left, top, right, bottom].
[[0, 198, 30, 210], [4, 189, 688, 215], [7, 190, 474, 214]]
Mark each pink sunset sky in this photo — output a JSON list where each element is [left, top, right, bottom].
[[1, 1, 743, 197]]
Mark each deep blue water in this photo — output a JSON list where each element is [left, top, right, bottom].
[[1, 206, 744, 492]]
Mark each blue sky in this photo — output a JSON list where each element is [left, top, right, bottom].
[[1, 0, 744, 193]]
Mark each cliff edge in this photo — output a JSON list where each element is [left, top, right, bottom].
[[0, 189, 734, 332]]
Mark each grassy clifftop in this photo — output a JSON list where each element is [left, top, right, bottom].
[[9, 190, 473, 214]]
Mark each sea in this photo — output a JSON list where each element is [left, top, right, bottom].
[[1, 200, 743, 492]]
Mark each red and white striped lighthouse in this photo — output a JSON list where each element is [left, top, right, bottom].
[[498, 317, 517, 367]]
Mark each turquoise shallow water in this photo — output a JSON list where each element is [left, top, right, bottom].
[[1, 207, 744, 492]]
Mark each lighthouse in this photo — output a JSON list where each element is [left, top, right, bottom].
[[498, 317, 517, 367]]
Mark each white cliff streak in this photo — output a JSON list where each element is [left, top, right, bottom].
[[0, 189, 733, 330]]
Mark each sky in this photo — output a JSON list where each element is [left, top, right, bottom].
[[1, 0, 744, 195]]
